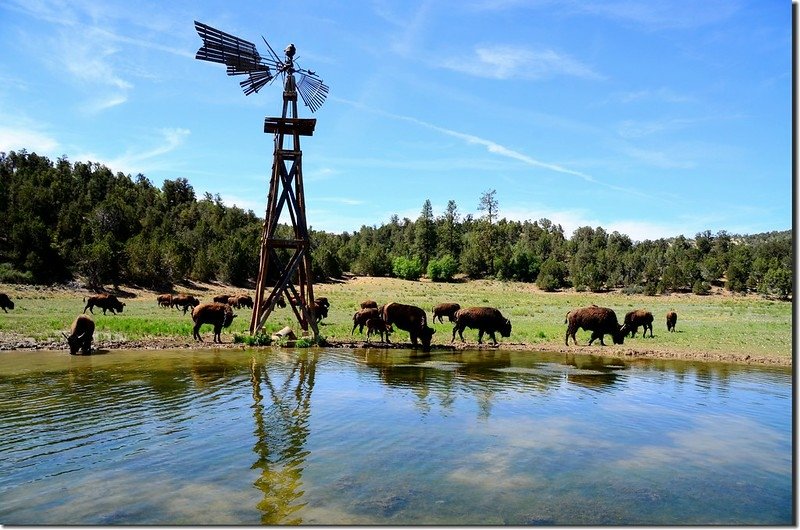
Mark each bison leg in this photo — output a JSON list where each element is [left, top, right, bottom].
[[646, 324, 653, 338], [489, 331, 498, 345], [84, 304, 93, 314], [477, 329, 484, 344], [214, 323, 222, 343], [193, 323, 203, 342]]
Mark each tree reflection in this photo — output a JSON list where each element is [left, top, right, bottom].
[[249, 351, 317, 524]]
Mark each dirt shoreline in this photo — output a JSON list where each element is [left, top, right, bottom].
[[0, 336, 790, 367]]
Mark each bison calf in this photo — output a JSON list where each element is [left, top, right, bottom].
[[624, 309, 654, 338], [365, 317, 393, 342], [213, 294, 233, 304], [360, 300, 378, 309], [352, 307, 380, 335], [382, 302, 435, 352], [0, 293, 14, 313], [666, 311, 678, 332], [191, 303, 237, 343], [63, 314, 95, 355], [451, 306, 512, 345], [432, 302, 460, 324], [565, 306, 626, 346], [83, 293, 125, 315]]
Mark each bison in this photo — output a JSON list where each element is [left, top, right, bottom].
[[63, 314, 95, 355], [432, 302, 461, 324], [352, 307, 380, 335], [312, 299, 328, 323], [236, 295, 254, 309], [0, 293, 14, 312], [624, 309, 654, 338], [451, 306, 512, 345], [213, 294, 233, 304], [666, 311, 678, 332], [83, 293, 125, 315], [157, 294, 172, 308], [382, 302, 435, 352], [172, 294, 200, 315], [191, 303, 237, 343], [366, 317, 393, 342], [565, 306, 627, 346], [360, 300, 378, 309]]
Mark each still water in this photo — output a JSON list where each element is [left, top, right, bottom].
[[0, 347, 792, 525]]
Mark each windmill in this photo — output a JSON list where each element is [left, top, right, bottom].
[[195, 21, 329, 339]]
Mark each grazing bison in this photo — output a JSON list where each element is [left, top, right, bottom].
[[451, 306, 512, 345], [382, 302, 435, 352], [0, 293, 14, 312], [624, 309, 654, 338], [63, 314, 95, 355], [83, 293, 125, 315], [157, 294, 172, 308], [565, 306, 627, 346], [352, 307, 381, 335], [366, 317, 393, 342], [432, 302, 461, 324], [666, 311, 678, 332], [360, 300, 378, 309], [226, 295, 253, 309], [213, 294, 233, 304], [172, 294, 200, 315], [191, 303, 237, 343]]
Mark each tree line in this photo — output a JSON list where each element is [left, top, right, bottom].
[[0, 151, 792, 299]]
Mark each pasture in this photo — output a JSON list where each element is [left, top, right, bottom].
[[0, 277, 791, 365]]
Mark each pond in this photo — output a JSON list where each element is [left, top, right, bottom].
[[0, 347, 792, 525]]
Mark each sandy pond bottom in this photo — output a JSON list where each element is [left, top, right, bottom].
[[0, 347, 792, 525]]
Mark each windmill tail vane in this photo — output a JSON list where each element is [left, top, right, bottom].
[[194, 20, 328, 111]]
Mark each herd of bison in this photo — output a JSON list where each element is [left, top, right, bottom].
[[0, 290, 679, 356]]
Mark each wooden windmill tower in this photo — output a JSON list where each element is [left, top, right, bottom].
[[194, 21, 329, 339]]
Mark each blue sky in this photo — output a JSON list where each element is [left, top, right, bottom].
[[0, 0, 791, 241]]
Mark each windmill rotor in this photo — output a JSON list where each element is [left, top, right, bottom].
[[194, 20, 328, 112]]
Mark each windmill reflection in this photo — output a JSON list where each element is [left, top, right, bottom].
[[249, 351, 318, 525]]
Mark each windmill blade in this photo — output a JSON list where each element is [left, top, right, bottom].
[[296, 73, 329, 112], [240, 70, 277, 96], [195, 20, 270, 75]]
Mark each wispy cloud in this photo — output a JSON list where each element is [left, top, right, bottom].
[[75, 127, 190, 175], [440, 45, 603, 80], [613, 87, 695, 104]]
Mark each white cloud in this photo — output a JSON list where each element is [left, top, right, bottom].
[[74, 127, 190, 175], [441, 45, 603, 80], [0, 125, 60, 154]]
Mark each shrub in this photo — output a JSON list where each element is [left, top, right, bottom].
[[427, 255, 458, 282], [0, 262, 34, 284], [392, 256, 423, 281]]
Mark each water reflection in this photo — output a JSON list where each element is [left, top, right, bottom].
[[249, 352, 317, 524]]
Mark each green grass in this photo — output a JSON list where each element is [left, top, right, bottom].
[[0, 278, 791, 363]]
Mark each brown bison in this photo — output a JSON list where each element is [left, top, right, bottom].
[[226, 295, 253, 309], [565, 306, 627, 346], [360, 299, 378, 309], [0, 293, 14, 312], [624, 309, 654, 338], [312, 299, 328, 323], [451, 306, 512, 345], [157, 294, 172, 308], [63, 314, 95, 355], [83, 293, 125, 315], [352, 307, 381, 335], [191, 303, 237, 343], [172, 294, 200, 315], [666, 311, 678, 332], [432, 302, 461, 324], [213, 294, 233, 304], [366, 317, 393, 342], [382, 302, 435, 352]]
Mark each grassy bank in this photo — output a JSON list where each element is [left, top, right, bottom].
[[0, 277, 792, 366]]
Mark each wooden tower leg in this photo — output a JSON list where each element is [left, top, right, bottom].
[[250, 74, 319, 339]]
